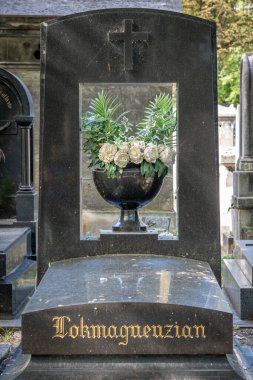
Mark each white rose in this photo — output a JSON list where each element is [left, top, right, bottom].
[[143, 143, 159, 163], [158, 144, 166, 154], [119, 142, 129, 153], [159, 147, 176, 167], [131, 140, 145, 151], [99, 143, 117, 163], [114, 150, 129, 168], [129, 146, 143, 165]]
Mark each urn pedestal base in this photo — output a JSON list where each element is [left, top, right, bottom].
[[112, 209, 147, 232]]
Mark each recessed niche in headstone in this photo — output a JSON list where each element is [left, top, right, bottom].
[[80, 83, 178, 237]]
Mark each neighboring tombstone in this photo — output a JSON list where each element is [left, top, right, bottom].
[[218, 104, 236, 253], [0, 68, 31, 216], [0, 69, 37, 318], [224, 53, 253, 320], [0, 68, 38, 252], [0, 227, 36, 317], [18, 7, 236, 379], [232, 53, 253, 240]]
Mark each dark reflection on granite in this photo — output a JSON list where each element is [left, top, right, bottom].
[[25, 255, 229, 312]]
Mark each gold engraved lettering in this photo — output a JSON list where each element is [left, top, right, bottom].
[[174, 322, 181, 338], [164, 324, 174, 338], [69, 324, 79, 339], [143, 325, 151, 338], [90, 324, 106, 339], [51, 316, 207, 343], [79, 317, 90, 338], [107, 325, 118, 338], [151, 325, 163, 338], [129, 325, 142, 338], [181, 325, 193, 339], [193, 325, 207, 338], [118, 325, 129, 346], [52, 316, 70, 339]]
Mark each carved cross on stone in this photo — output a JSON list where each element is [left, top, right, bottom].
[[109, 19, 150, 71]]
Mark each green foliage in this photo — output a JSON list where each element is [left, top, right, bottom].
[[104, 162, 117, 178], [140, 159, 168, 179], [81, 91, 132, 167], [154, 159, 168, 177], [218, 46, 243, 105], [183, 0, 253, 105], [137, 93, 177, 146]]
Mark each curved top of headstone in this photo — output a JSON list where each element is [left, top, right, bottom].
[[38, 7, 220, 282], [0, 0, 181, 16], [0, 68, 34, 131]]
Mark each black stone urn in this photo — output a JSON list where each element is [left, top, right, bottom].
[[92, 167, 164, 232]]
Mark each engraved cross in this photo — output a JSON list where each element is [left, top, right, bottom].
[[109, 19, 150, 71]]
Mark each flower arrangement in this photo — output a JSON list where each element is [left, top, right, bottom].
[[81, 91, 177, 178]]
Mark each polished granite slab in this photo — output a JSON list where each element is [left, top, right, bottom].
[[22, 255, 232, 355]]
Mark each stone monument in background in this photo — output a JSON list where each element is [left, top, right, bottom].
[[224, 53, 253, 321], [232, 53, 253, 240], [0, 68, 37, 319]]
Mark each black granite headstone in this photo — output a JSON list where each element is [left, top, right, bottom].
[[38, 8, 220, 282], [18, 6, 236, 379]]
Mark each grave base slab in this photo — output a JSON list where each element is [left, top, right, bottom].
[[22, 255, 232, 355], [16, 354, 241, 380]]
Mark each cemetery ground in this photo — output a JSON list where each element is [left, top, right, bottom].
[[0, 328, 21, 376]]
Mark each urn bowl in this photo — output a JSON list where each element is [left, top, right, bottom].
[[92, 167, 164, 232]]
